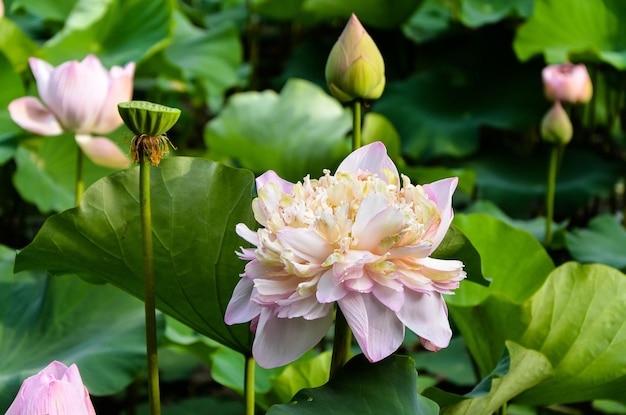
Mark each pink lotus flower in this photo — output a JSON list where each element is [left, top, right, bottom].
[[542, 63, 592, 104], [5, 361, 96, 415], [9, 55, 135, 169], [225, 142, 466, 368]]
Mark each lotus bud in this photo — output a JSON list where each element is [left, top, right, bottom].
[[541, 102, 573, 146], [118, 101, 181, 165], [5, 361, 96, 415], [542, 63, 593, 104], [325, 14, 385, 103]]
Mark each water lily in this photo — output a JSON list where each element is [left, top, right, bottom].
[[325, 14, 385, 103], [8, 55, 135, 169], [225, 142, 465, 368], [5, 361, 96, 415], [542, 63, 592, 104]]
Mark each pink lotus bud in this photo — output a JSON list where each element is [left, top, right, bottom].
[[5, 361, 96, 415], [541, 102, 573, 146], [325, 14, 385, 102], [542, 63, 593, 104]]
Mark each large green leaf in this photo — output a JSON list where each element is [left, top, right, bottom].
[[267, 354, 439, 415], [14, 157, 255, 354], [40, 0, 173, 66], [427, 342, 553, 415], [0, 245, 162, 412], [204, 78, 351, 182], [164, 12, 242, 109], [513, 262, 626, 405], [13, 134, 126, 213], [513, 0, 626, 67], [446, 214, 554, 375], [566, 214, 626, 271], [451, 261, 626, 405], [451, 213, 554, 306]]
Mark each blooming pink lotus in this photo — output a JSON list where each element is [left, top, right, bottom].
[[9, 55, 135, 169], [542, 63, 592, 104], [5, 361, 96, 415], [225, 142, 466, 368]]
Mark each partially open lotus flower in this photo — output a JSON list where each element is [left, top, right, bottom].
[[542, 63, 592, 104], [5, 361, 96, 415], [8, 55, 135, 169], [225, 142, 466, 368], [325, 14, 385, 103]]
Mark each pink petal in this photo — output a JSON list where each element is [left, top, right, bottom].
[[93, 62, 135, 134], [224, 279, 260, 325], [276, 228, 333, 264], [45, 58, 109, 133], [8, 97, 63, 136], [353, 202, 404, 252], [28, 58, 54, 105], [75, 134, 131, 169], [317, 269, 348, 303], [253, 308, 333, 368], [372, 284, 405, 312], [336, 141, 399, 184], [256, 170, 293, 194], [6, 361, 95, 415], [338, 292, 404, 362], [397, 290, 452, 351], [351, 193, 388, 247], [423, 177, 457, 251], [235, 223, 259, 246]]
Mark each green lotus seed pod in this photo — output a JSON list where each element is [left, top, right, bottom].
[[118, 101, 181, 137]]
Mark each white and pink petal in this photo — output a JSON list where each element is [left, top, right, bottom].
[[8, 97, 63, 136], [339, 292, 404, 362], [253, 309, 333, 368]]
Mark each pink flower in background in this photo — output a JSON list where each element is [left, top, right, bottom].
[[5, 361, 96, 415], [225, 142, 466, 368], [9, 55, 135, 169], [542, 63, 592, 104]]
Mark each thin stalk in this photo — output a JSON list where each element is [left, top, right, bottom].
[[244, 355, 255, 415], [544, 145, 559, 247], [499, 401, 507, 415], [139, 150, 161, 415], [75, 145, 84, 204], [329, 307, 352, 379], [352, 100, 362, 150]]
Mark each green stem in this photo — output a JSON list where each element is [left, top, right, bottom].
[[352, 100, 362, 150], [329, 307, 352, 379], [139, 151, 161, 415], [544, 145, 559, 247], [499, 401, 507, 415], [244, 355, 255, 415], [75, 144, 84, 204]]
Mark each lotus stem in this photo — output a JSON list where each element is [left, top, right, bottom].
[[544, 145, 559, 246], [139, 149, 161, 415], [244, 355, 255, 415], [75, 144, 84, 204], [329, 307, 352, 379], [352, 99, 362, 150]]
